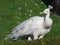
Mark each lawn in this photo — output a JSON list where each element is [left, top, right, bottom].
[[0, 0, 60, 45]]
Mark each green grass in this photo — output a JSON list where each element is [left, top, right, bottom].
[[0, 0, 60, 45]]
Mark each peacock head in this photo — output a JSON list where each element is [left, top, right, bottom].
[[40, 8, 50, 15], [40, 5, 53, 15]]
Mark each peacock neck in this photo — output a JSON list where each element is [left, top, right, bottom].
[[46, 13, 50, 18]]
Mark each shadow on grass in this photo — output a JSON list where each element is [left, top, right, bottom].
[[0, 36, 60, 45]]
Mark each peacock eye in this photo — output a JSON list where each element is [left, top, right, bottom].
[[46, 11, 48, 12]]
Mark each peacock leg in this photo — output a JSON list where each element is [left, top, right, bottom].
[[28, 37, 32, 41], [39, 35, 45, 39]]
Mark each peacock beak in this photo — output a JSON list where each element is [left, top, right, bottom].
[[40, 12, 44, 14]]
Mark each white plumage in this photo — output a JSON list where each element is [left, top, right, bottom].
[[5, 5, 53, 41]]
